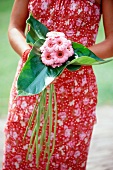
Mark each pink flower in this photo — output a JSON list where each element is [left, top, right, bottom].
[[40, 44, 45, 52], [66, 45, 74, 56], [52, 50, 68, 64], [41, 51, 54, 66], [40, 31, 74, 68], [46, 31, 65, 38], [40, 37, 54, 52], [51, 63, 62, 68], [53, 37, 68, 51]]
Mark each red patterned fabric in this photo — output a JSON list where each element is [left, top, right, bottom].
[[22, 49, 31, 63], [2, 0, 101, 169]]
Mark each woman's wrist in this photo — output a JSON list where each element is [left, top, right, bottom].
[[88, 39, 113, 59]]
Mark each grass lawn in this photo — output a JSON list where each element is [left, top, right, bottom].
[[0, 0, 113, 117], [0, 0, 19, 117], [93, 20, 113, 105]]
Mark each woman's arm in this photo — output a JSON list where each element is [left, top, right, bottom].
[[89, 0, 113, 59], [8, 0, 30, 57]]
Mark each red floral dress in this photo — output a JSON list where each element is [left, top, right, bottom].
[[2, 0, 101, 169]]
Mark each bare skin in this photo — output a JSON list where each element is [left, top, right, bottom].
[[96, 0, 101, 4], [8, 0, 30, 57], [89, 0, 113, 59], [8, 0, 113, 59]]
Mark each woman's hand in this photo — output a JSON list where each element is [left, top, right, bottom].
[[8, 0, 30, 57], [89, 0, 113, 59]]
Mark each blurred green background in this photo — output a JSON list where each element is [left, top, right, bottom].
[[0, 0, 113, 118]]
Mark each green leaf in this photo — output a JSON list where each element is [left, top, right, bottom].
[[66, 65, 81, 71], [92, 57, 113, 65], [68, 55, 113, 67], [26, 14, 49, 45], [72, 42, 103, 62], [30, 38, 45, 55], [17, 43, 66, 96], [69, 56, 98, 65], [26, 27, 40, 45]]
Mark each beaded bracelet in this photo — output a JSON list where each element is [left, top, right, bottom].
[[22, 49, 31, 63]]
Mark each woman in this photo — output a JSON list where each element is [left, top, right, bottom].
[[2, 0, 113, 169]]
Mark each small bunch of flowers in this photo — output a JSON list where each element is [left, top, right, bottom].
[[40, 31, 74, 68]]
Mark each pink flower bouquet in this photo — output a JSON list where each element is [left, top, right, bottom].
[[40, 31, 74, 68]]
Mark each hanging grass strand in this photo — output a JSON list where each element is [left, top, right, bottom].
[[24, 84, 58, 169], [46, 84, 58, 170], [30, 135, 37, 159], [26, 123, 37, 160], [50, 84, 58, 156], [25, 89, 47, 166], [23, 98, 39, 141], [44, 84, 53, 157], [45, 84, 54, 170], [43, 107, 50, 159], [35, 89, 48, 161], [35, 88, 47, 166]]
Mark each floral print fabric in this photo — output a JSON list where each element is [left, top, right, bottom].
[[2, 0, 101, 169]]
